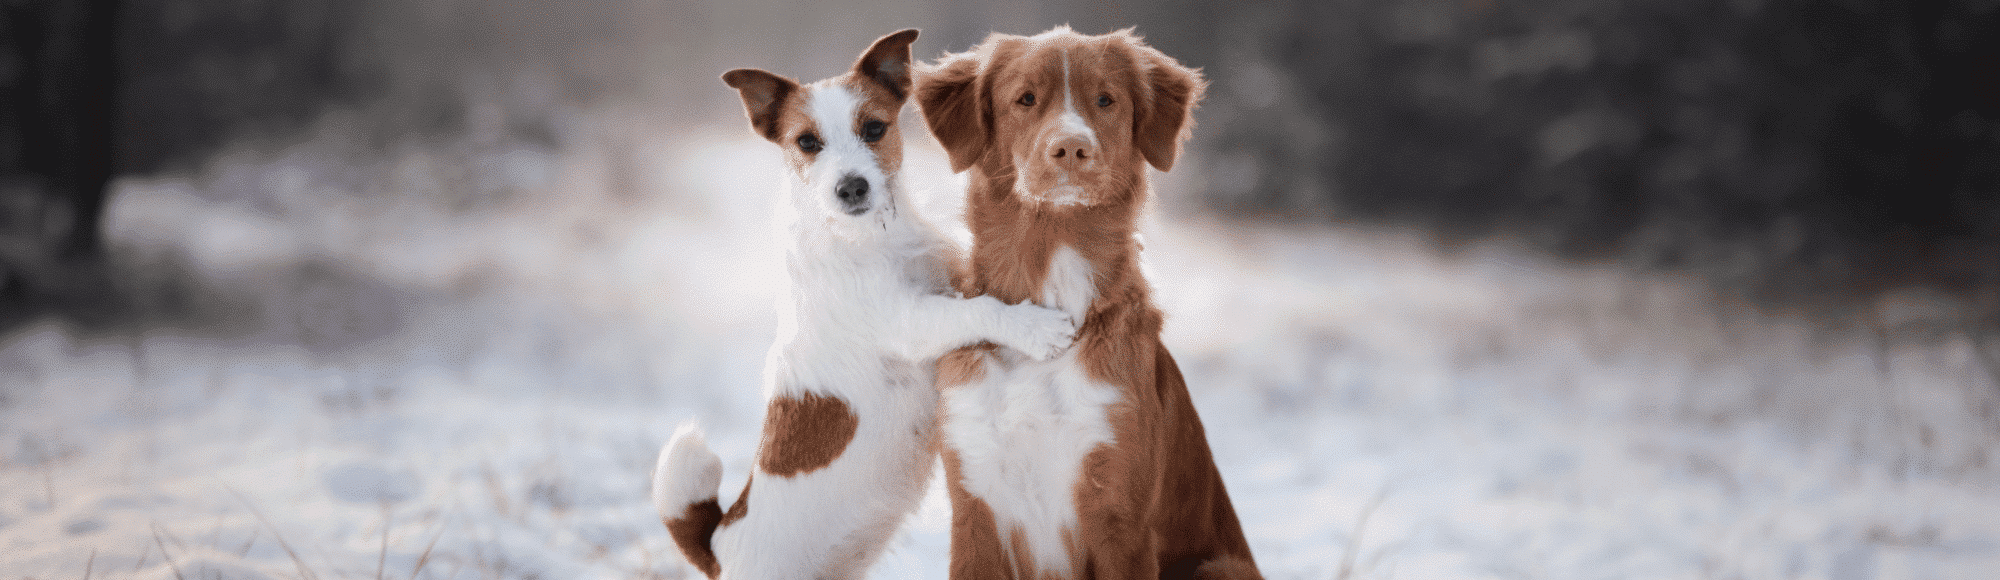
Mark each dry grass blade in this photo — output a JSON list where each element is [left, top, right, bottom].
[[409, 522, 449, 580], [151, 522, 188, 580], [238, 529, 262, 557], [210, 512, 227, 550], [473, 539, 499, 580], [83, 547, 96, 580], [227, 485, 321, 580], [156, 523, 193, 553], [1337, 486, 1392, 580], [131, 542, 152, 573], [481, 462, 512, 519], [378, 505, 392, 580]]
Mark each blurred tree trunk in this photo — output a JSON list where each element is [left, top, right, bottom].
[[1, 0, 120, 319]]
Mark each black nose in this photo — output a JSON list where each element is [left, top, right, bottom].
[[837, 175, 870, 213]]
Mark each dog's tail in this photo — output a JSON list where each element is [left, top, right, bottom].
[[653, 423, 725, 578]]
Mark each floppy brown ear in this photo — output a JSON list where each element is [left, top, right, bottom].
[[915, 52, 989, 173], [854, 29, 920, 101], [1132, 46, 1206, 172], [721, 68, 800, 143]]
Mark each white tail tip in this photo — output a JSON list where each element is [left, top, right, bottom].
[[652, 422, 723, 520]]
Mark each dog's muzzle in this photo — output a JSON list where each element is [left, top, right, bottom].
[[837, 174, 870, 215]]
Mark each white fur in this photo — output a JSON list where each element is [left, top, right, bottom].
[[800, 85, 896, 235], [1026, 52, 1098, 208], [654, 424, 723, 516], [1021, 179, 1091, 208], [1039, 245, 1096, 321], [941, 244, 1120, 577], [1057, 52, 1098, 149], [655, 82, 1077, 580]]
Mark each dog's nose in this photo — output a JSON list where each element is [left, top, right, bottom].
[[1049, 135, 1092, 165], [837, 175, 870, 214]]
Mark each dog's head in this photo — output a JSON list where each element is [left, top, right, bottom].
[[722, 29, 919, 232], [916, 26, 1204, 208]]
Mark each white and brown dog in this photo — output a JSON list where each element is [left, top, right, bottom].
[[652, 29, 1077, 579], [916, 27, 1260, 579]]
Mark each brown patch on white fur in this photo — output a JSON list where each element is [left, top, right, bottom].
[[664, 499, 724, 577], [757, 392, 860, 477], [663, 474, 750, 579], [935, 344, 994, 387], [918, 27, 1259, 579], [841, 72, 909, 179]]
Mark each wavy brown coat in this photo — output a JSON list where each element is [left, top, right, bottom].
[[917, 27, 1260, 580]]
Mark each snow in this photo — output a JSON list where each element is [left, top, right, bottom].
[[5, 105, 2000, 579]]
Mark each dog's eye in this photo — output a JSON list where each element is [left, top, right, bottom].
[[796, 132, 823, 154], [1017, 92, 1036, 106], [861, 120, 887, 143], [1097, 94, 1113, 108]]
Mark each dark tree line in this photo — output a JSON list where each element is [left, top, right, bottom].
[[1112, 0, 1999, 308], [3, 0, 1995, 330], [1, 0, 368, 328]]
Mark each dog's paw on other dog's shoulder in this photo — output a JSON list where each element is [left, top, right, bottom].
[[1002, 301, 1078, 361]]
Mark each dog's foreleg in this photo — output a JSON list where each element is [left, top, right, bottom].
[[893, 294, 1075, 361]]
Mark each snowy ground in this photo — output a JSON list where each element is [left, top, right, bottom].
[[4, 105, 2000, 580]]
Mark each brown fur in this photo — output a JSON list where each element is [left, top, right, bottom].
[[841, 72, 910, 178], [917, 28, 1259, 580], [722, 476, 751, 525], [936, 344, 994, 387], [757, 392, 860, 477], [942, 447, 1020, 579], [721, 68, 797, 142], [662, 477, 751, 578], [665, 499, 724, 577]]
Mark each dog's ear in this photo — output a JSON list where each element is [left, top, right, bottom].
[[1128, 37, 1206, 172], [722, 68, 801, 143], [916, 51, 989, 173], [854, 29, 919, 102]]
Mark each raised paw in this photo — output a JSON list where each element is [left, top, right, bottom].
[[1000, 303, 1078, 360]]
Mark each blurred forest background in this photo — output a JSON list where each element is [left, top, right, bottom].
[[2, 0, 1996, 333], [3, 2, 1999, 577]]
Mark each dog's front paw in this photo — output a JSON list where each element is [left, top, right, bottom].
[[1001, 303, 1078, 360]]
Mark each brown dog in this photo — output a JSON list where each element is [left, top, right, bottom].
[[915, 26, 1260, 580]]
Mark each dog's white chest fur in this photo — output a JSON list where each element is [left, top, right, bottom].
[[942, 245, 1119, 577], [1037, 245, 1095, 321]]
